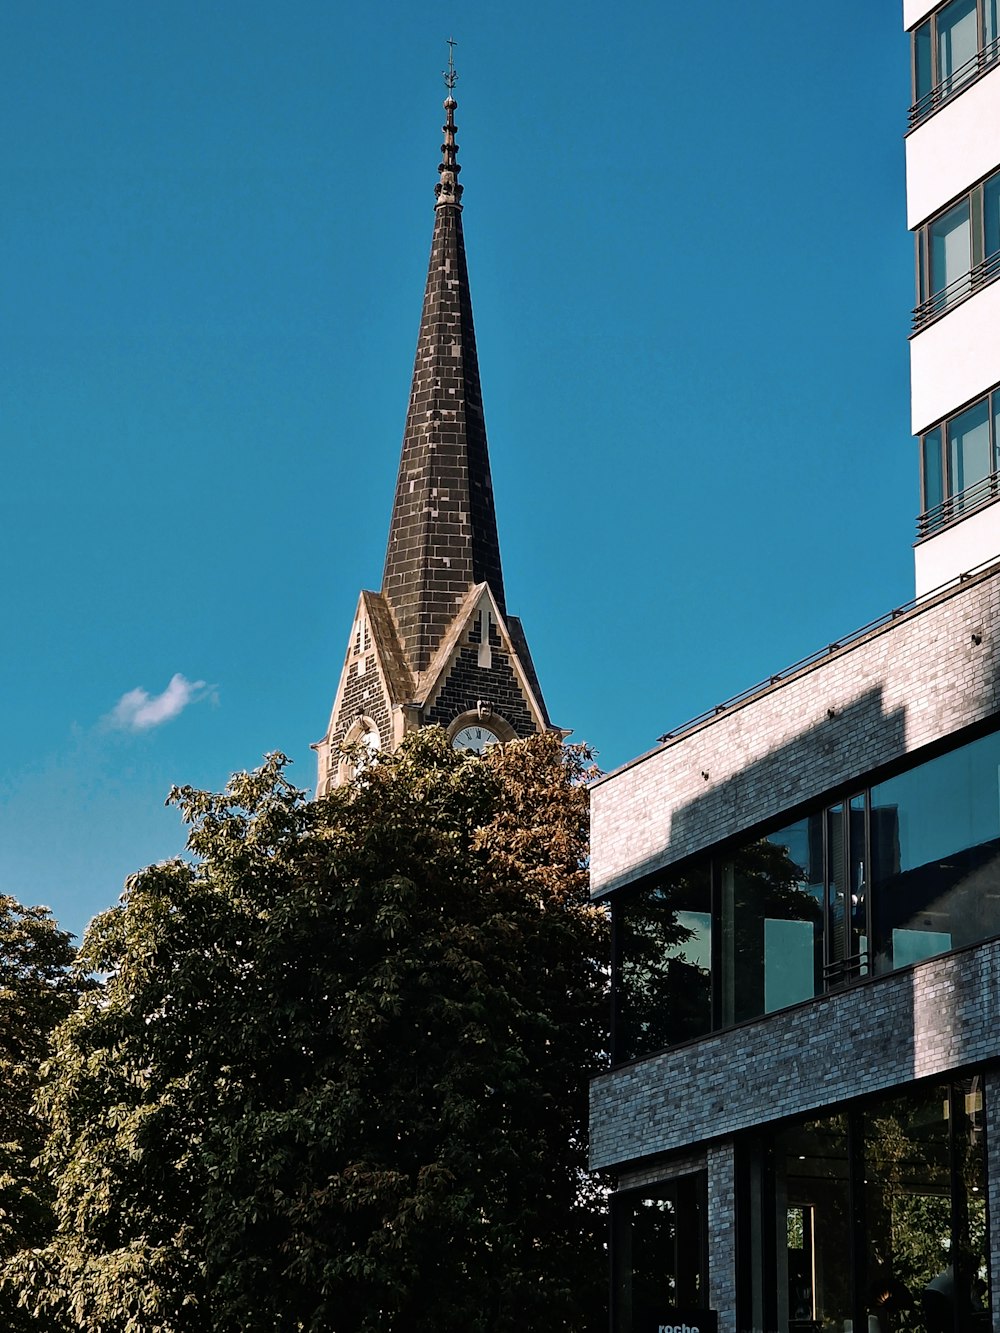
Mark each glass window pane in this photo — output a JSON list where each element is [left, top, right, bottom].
[[914, 20, 934, 103], [954, 1075, 991, 1318], [922, 427, 944, 512], [613, 1174, 708, 1332], [938, 0, 979, 93], [722, 817, 823, 1025], [987, 0, 1000, 49], [863, 1082, 954, 1325], [984, 173, 1000, 264], [947, 397, 991, 503], [871, 729, 1000, 972], [849, 793, 869, 976], [746, 1081, 992, 1333], [929, 199, 972, 302], [827, 803, 847, 977], [777, 1114, 853, 1330], [862, 1078, 990, 1328], [615, 865, 712, 1061]]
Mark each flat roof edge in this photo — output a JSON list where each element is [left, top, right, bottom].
[[592, 557, 1000, 792]]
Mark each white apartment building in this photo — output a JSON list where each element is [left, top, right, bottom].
[[908, 0, 1000, 595]]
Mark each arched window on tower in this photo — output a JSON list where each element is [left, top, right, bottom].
[[333, 716, 382, 788]]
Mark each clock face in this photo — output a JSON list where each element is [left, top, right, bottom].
[[452, 724, 500, 753]]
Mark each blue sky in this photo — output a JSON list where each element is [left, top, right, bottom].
[[0, 2, 913, 941]]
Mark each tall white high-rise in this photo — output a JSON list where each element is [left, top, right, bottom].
[[907, 0, 1000, 594]]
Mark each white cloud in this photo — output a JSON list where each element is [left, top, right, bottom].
[[106, 673, 209, 733]]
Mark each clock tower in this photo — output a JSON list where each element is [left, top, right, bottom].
[[316, 82, 554, 792]]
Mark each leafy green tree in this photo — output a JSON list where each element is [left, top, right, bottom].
[[9, 730, 607, 1333], [0, 896, 84, 1332]]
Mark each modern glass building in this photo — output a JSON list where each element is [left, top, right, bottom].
[[589, 4, 1000, 1330]]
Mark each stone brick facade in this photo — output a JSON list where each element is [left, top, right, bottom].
[[332, 635, 392, 755], [617, 1149, 707, 1192], [591, 936, 1000, 1170], [987, 1068, 1000, 1330], [591, 560, 1000, 898], [423, 617, 538, 737], [706, 1144, 737, 1333]]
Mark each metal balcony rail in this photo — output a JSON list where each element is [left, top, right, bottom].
[[822, 949, 869, 984], [912, 248, 1000, 333], [917, 471, 1000, 537], [908, 35, 1000, 130], [655, 552, 1000, 747]]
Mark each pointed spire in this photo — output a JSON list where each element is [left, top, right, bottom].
[[381, 66, 506, 676]]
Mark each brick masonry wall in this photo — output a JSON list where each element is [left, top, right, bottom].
[[987, 1068, 1000, 1331], [590, 937, 1000, 1170], [333, 653, 391, 751], [423, 641, 537, 737], [591, 565, 1000, 897], [616, 1148, 707, 1192], [707, 1143, 737, 1333]]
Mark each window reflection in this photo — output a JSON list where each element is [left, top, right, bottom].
[[871, 730, 1000, 973], [948, 399, 992, 509], [937, 0, 979, 95], [929, 199, 972, 300], [911, 0, 999, 125], [923, 427, 944, 513], [779, 1115, 853, 1330], [615, 867, 711, 1062], [612, 1173, 707, 1333], [722, 818, 823, 1026], [915, 170, 1000, 328], [611, 726, 1000, 1060], [749, 1079, 991, 1332], [864, 1086, 953, 1331]]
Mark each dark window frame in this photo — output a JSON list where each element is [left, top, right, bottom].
[[909, 0, 1000, 129], [917, 383, 1000, 536], [913, 168, 1000, 331]]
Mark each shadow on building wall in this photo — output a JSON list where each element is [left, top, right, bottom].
[[612, 684, 908, 892], [594, 661, 1000, 1165]]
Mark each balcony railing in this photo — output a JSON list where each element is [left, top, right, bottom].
[[823, 949, 869, 987], [912, 248, 1000, 333], [917, 471, 1000, 538], [909, 34, 1000, 130]]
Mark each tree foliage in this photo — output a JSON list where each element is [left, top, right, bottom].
[[0, 896, 84, 1332], [7, 730, 607, 1332]]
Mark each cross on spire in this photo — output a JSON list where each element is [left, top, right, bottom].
[[444, 36, 458, 92]]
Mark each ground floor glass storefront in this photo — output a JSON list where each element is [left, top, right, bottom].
[[610, 1075, 990, 1333], [612, 1172, 708, 1333], [736, 1076, 989, 1333]]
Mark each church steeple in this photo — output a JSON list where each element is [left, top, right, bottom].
[[316, 62, 554, 795], [381, 89, 505, 675]]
